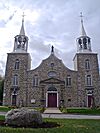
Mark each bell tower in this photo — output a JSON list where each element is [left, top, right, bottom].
[[73, 13, 99, 107], [13, 13, 28, 53], [3, 14, 31, 107], [76, 12, 92, 53]]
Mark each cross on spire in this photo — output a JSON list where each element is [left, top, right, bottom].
[[22, 12, 25, 22], [80, 12, 84, 23], [20, 12, 25, 35]]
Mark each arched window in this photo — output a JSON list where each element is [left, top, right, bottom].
[[66, 75, 71, 86], [12, 74, 18, 86], [85, 59, 90, 70], [15, 59, 19, 70], [33, 75, 39, 87], [85, 75, 92, 86]]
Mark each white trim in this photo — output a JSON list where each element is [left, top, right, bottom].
[[46, 91, 58, 107], [57, 92, 58, 107], [46, 93, 48, 107]]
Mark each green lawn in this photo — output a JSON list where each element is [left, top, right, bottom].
[[0, 106, 45, 113], [61, 108, 100, 115], [0, 106, 13, 112], [0, 115, 5, 120], [0, 118, 100, 133]]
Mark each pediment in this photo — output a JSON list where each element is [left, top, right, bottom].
[[40, 77, 65, 84]]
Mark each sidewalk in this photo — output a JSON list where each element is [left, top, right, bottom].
[[0, 111, 100, 119], [42, 114, 100, 119], [44, 108, 62, 114]]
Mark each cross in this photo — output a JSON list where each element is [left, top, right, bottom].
[[22, 12, 25, 22], [80, 12, 84, 22]]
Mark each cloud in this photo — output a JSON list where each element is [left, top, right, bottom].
[[0, 0, 100, 76]]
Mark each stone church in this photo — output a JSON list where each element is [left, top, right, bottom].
[[3, 16, 100, 108]]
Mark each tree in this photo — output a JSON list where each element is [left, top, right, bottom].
[[0, 77, 4, 105]]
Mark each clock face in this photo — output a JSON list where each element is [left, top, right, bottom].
[[48, 71, 56, 77]]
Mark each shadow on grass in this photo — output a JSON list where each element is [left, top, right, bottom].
[[0, 120, 60, 128]]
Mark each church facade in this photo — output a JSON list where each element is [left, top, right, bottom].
[[3, 17, 100, 108]]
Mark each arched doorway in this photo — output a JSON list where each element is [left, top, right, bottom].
[[46, 86, 58, 108], [87, 94, 94, 107], [12, 94, 17, 106]]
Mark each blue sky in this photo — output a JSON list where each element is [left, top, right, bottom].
[[0, 0, 100, 75]]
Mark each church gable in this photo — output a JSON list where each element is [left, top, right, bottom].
[[40, 77, 65, 84]]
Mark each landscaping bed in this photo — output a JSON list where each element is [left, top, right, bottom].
[[0, 120, 60, 128]]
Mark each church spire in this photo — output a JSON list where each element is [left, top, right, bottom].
[[20, 12, 25, 36], [13, 13, 28, 53], [80, 12, 87, 36], [76, 13, 92, 53]]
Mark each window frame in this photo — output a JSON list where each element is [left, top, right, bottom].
[[85, 75, 92, 86], [33, 75, 39, 87], [66, 75, 72, 87], [85, 59, 90, 70], [12, 74, 18, 86], [14, 59, 20, 70]]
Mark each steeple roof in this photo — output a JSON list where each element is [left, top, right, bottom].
[[80, 12, 87, 36], [19, 13, 25, 35]]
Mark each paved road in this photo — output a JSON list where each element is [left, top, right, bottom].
[[0, 112, 100, 119], [0, 112, 6, 115], [42, 114, 100, 119]]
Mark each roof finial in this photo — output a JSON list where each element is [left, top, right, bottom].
[[20, 12, 25, 35], [80, 12, 83, 23], [22, 12, 25, 23]]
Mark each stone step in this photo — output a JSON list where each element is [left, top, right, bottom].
[[44, 108, 62, 114]]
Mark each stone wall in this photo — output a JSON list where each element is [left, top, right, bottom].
[[3, 52, 100, 107], [74, 53, 100, 107], [3, 53, 31, 107]]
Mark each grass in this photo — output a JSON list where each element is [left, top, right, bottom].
[[60, 108, 100, 115], [0, 115, 5, 120], [0, 118, 100, 133], [0, 106, 45, 113], [0, 106, 14, 112], [28, 107, 45, 113]]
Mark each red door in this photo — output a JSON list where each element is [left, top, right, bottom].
[[88, 95, 93, 107], [48, 93, 57, 107]]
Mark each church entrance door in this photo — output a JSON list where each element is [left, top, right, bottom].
[[48, 93, 57, 107], [88, 95, 93, 107], [12, 95, 16, 106]]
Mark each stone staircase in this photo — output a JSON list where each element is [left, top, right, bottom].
[[44, 108, 62, 114]]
